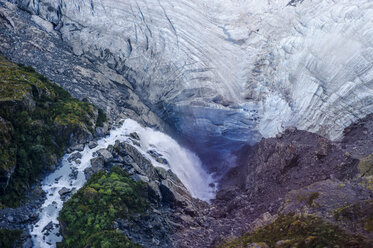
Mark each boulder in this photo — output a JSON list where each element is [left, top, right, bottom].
[[97, 149, 113, 163], [58, 187, 71, 196], [69, 143, 84, 152], [131, 174, 150, 183], [68, 152, 82, 162], [148, 181, 162, 202], [90, 156, 105, 171], [85, 156, 105, 179], [130, 132, 140, 140], [88, 140, 98, 149], [31, 15, 54, 33]]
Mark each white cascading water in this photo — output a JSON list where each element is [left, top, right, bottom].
[[30, 119, 215, 248]]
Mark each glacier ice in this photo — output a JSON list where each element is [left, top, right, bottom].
[[14, 0, 373, 161]]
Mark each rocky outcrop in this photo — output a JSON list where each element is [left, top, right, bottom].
[[174, 121, 373, 247], [111, 141, 195, 208], [60, 138, 201, 247]]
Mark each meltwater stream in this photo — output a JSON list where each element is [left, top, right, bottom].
[[30, 119, 216, 247]]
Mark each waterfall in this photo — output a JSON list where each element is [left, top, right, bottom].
[[30, 119, 215, 247]]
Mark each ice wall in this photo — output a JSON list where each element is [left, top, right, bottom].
[[13, 0, 373, 156]]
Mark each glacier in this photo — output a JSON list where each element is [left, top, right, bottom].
[[11, 0, 373, 167]]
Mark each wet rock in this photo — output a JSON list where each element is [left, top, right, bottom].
[[97, 149, 113, 163], [58, 187, 71, 196], [148, 150, 168, 165], [69, 144, 84, 152], [42, 221, 54, 234], [68, 152, 82, 162], [58, 187, 72, 201], [69, 168, 78, 180], [130, 132, 140, 140], [95, 123, 110, 138], [88, 140, 98, 149]]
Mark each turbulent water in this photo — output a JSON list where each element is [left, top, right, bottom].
[[30, 119, 214, 248]]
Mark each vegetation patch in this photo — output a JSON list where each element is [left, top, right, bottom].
[[296, 192, 320, 207], [58, 166, 146, 248], [358, 153, 373, 176], [220, 213, 369, 248], [333, 200, 373, 233], [0, 55, 106, 207], [0, 229, 22, 247]]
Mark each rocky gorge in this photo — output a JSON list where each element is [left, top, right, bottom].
[[0, 0, 373, 247]]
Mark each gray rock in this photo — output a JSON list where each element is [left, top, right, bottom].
[[97, 149, 113, 163], [90, 156, 105, 170], [58, 187, 71, 196], [31, 15, 54, 33], [148, 150, 168, 165], [148, 181, 162, 202], [42, 221, 54, 233], [129, 163, 145, 175], [88, 140, 98, 149], [68, 152, 82, 162], [69, 144, 84, 152], [130, 132, 140, 140], [84, 167, 94, 180], [131, 174, 150, 183]]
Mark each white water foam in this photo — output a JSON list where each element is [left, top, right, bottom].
[[30, 119, 215, 247]]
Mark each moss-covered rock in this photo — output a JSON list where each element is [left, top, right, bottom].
[[358, 153, 373, 176], [0, 55, 106, 207], [220, 213, 370, 248], [58, 166, 146, 248]]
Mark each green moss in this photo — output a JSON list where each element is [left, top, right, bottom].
[[296, 192, 320, 207], [0, 229, 22, 247], [220, 213, 369, 248], [84, 230, 141, 248], [332, 200, 373, 233], [358, 153, 373, 176], [0, 55, 105, 207], [58, 166, 146, 248]]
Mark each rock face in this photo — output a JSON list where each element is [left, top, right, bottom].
[[173, 122, 373, 247], [4, 0, 373, 161]]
